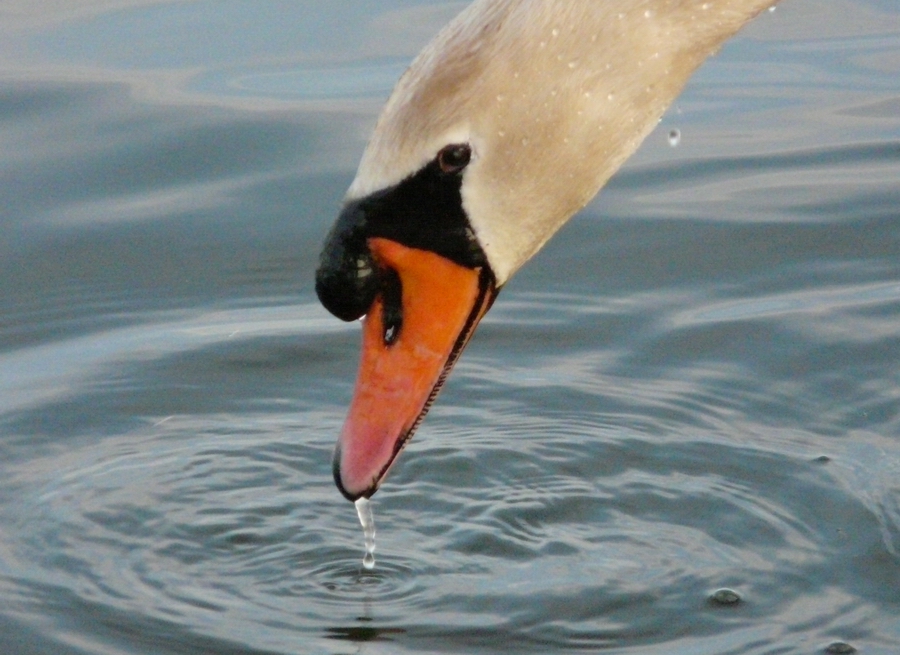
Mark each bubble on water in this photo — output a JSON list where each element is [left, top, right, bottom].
[[709, 588, 741, 605], [668, 128, 681, 147], [354, 497, 376, 570]]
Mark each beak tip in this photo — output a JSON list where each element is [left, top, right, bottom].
[[332, 444, 376, 502]]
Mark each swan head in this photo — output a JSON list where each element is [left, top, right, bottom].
[[316, 0, 773, 500], [315, 132, 500, 501]]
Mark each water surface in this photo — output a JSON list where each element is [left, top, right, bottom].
[[1, 1, 899, 653]]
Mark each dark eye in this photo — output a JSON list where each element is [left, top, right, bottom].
[[436, 144, 471, 175]]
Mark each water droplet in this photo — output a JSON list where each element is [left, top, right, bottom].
[[668, 128, 681, 147], [825, 642, 856, 654], [644, 9, 654, 18], [768, 5, 777, 13], [607, 92, 615, 101], [568, 60, 578, 69], [709, 588, 741, 605], [354, 497, 376, 570], [551, 28, 559, 37], [521, 137, 530, 146]]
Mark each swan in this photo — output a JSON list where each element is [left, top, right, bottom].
[[316, 0, 779, 501]]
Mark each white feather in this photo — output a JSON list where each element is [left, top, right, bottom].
[[348, 0, 777, 283]]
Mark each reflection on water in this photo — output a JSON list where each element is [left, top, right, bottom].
[[0, 1, 899, 654], [210, 61, 412, 100]]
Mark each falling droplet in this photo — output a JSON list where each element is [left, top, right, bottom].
[[768, 5, 777, 13], [355, 497, 376, 570], [668, 128, 681, 147]]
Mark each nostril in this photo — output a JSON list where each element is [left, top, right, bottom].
[[379, 267, 403, 346]]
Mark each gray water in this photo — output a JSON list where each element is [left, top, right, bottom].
[[1, 1, 899, 653]]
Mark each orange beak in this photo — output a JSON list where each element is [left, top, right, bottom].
[[333, 237, 496, 500]]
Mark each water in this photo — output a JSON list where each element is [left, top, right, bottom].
[[1, 1, 899, 654], [355, 498, 377, 570], [667, 128, 681, 147]]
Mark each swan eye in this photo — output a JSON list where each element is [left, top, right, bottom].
[[436, 144, 471, 175]]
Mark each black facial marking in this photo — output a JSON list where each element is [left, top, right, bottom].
[[316, 144, 487, 322]]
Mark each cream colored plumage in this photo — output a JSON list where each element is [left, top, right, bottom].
[[321, 0, 781, 500], [349, 0, 776, 284]]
